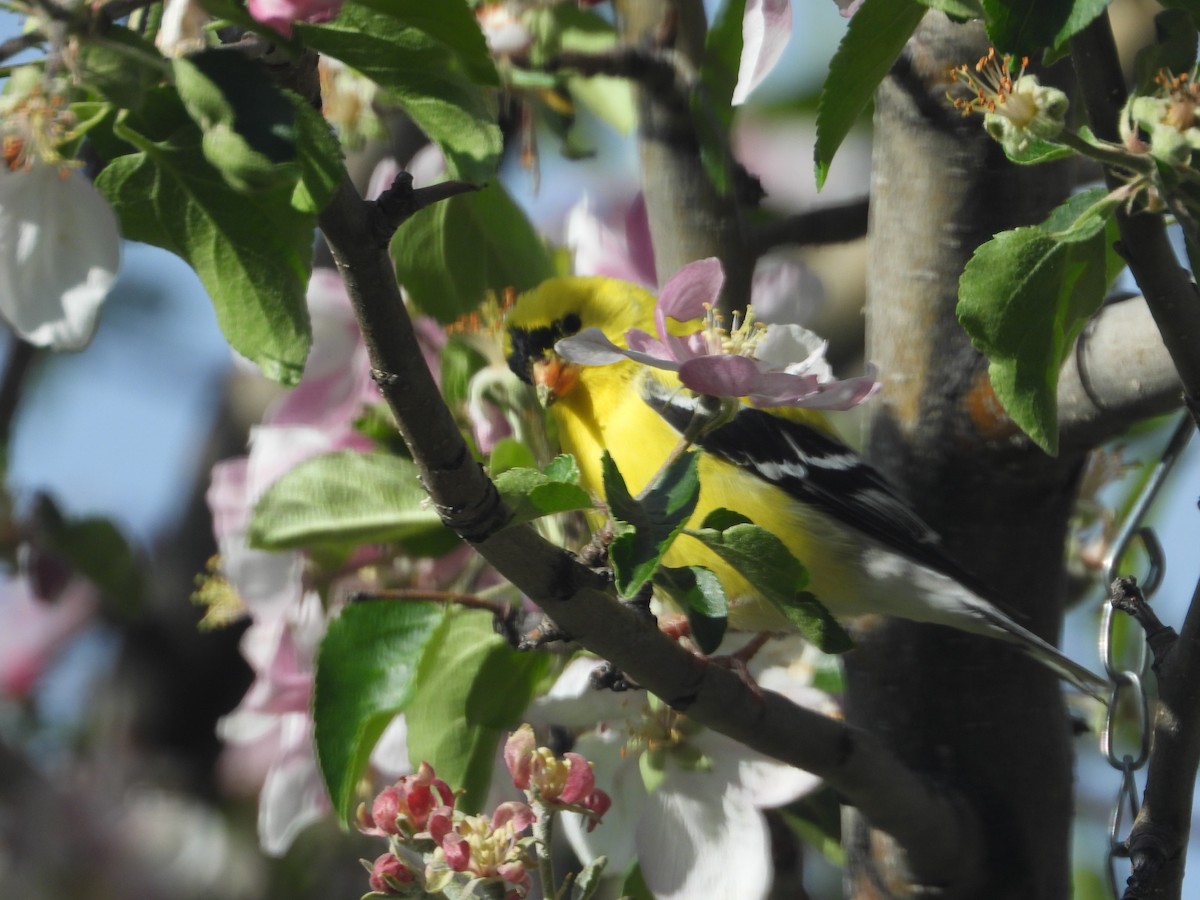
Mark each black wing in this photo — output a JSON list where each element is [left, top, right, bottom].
[[639, 379, 992, 597]]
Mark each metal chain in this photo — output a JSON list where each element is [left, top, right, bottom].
[[1101, 414, 1192, 898]]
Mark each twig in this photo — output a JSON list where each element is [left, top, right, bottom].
[[369, 173, 482, 247], [0, 334, 36, 450], [749, 198, 870, 254], [1070, 16, 1200, 431], [1110, 576, 1178, 669]]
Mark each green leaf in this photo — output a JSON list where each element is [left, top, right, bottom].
[[703, 0, 746, 119], [440, 335, 490, 410], [291, 94, 345, 214], [249, 450, 451, 549], [391, 184, 555, 323], [488, 437, 537, 477], [1134, 9, 1198, 93], [999, 136, 1073, 165], [349, 0, 499, 86], [981, 0, 1111, 54], [493, 456, 593, 527], [570, 856, 610, 900], [815, 0, 926, 189], [554, 5, 638, 135], [75, 27, 161, 109], [36, 496, 144, 617], [957, 188, 1119, 454], [297, 5, 501, 181], [916, 0, 983, 18], [314, 601, 443, 821], [172, 50, 299, 192], [406, 609, 550, 811], [603, 450, 700, 599], [653, 565, 727, 654], [687, 509, 853, 654], [95, 97, 312, 385]]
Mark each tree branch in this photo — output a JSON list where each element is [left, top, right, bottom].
[[1070, 14, 1200, 428], [614, 0, 754, 316], [1058, 294, 1184, 450], [748, 198, 870, 255], [1122, 576, 1200, 899], [315, 173, 986, 892]]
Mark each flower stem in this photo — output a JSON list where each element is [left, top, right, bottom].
[[1056, 128, 1154, 174], [532, 801, 558, 899]]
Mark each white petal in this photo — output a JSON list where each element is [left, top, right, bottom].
[[370, 714, 410, 778], [256, 716, 330, 856], [756, 324, 831, 378], [559, 729, 646, 874], [0, 166, 120, 350], [732, 0, 793, 106], [636, 772, 773, 900]]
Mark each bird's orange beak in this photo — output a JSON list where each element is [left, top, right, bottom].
[[531, 354, 580, 406]]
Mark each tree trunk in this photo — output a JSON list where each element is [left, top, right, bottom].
[[846, 15, 1089, 898]]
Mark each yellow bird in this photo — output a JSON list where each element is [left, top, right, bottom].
[[503, 274, 1105, 698]]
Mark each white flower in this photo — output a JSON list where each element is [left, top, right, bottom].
[[733, 0, 793, 105], [531, 643, 836, 900], [0, 162, 120, 349]]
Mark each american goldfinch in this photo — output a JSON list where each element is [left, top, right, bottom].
[[503, 275, 1105, 697]]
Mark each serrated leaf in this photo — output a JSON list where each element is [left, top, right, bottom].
[[493, 459, 593, 528], [95, 100, 312, 385], [653, 565, 727, 654], [391, 184, 554, 323], [249, 450, 451, 549], [981, 0, 1110, 54], [314, 601, 444, 821], [603, 451, 700, 599], [957, 189, 1118, 454], [548, 5, 635, 133], [488, 438, 537, 477], [406, 609, 550, 811], [687, 509, 852, 653], [297, 5, 501, 181], [815, 0, 926, 189], [350, 0, 499, 86]]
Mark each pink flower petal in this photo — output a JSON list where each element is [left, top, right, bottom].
[[555, 328, 630, 365], [678, 354, 763, 397], [559, 753, 596, 804], [732, 0, 793, 106], [657, 258, 724, 325]]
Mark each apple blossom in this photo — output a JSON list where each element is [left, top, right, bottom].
[[556, 258, 879, 409], [529, 643, 836, 900], [246, 0, 342, 36], [733, 0, 793, 105], [0, 73, 120, 350]]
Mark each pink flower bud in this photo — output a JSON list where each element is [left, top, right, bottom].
[[492, 801, 536, 834], [504, 725, 537, 789], [371, 786, 402, 834], [582, 789, 612, 832], [441, 833, 471, 872], [368, 853, 414, 894], [558, 752, 596, 804]]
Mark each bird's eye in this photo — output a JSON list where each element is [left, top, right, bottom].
[[561, 312, 582, 335]]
